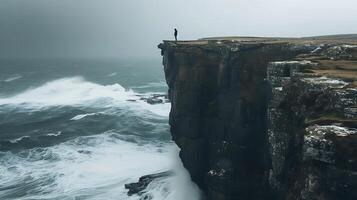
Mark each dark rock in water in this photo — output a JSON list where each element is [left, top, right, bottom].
[[146, 98, 163, 105], [126, 99, 137, 102], [125, 171, 173, 197], [126, 94, 169, 104], [138, 94, 169, 105], [158, 36, 357, 200], [77, 150, 91, 155]]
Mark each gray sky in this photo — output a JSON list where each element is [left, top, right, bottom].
[[0, 0, 356, 59]]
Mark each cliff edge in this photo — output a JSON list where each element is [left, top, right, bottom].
[[159, 36, 357, 200]]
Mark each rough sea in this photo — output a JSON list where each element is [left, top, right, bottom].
[[0, 59, 201, 200]]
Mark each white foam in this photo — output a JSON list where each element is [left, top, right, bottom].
[[47, 131, 62, 137], [9, 136, 30, 143], [107, 72, 117, 77], [3, 74, 22, 82], [0, 133, 202, 200], [0, 77, 132, 106], [0, 77, 170, 117], [142, 155, 202, 200], [131, 81, 167, 89], [71, 113, 97, 120], [133, 96, 171, 117]]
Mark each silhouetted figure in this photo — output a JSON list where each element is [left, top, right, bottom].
[[174, 28, 178, 42]]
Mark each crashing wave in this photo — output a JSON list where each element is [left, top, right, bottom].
[[0, 77, 170, 117], [0, 132, 201, 200]]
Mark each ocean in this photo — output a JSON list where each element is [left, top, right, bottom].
[[0, 59, 201, 200]]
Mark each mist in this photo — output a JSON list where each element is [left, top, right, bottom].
[[0, 0, 356, 59]]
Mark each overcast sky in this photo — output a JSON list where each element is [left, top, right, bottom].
[[0, 0, 356, 59]]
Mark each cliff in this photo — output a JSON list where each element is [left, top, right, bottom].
[[158, 36, 357, 200]]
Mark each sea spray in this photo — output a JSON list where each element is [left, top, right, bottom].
[[0, 61, 201, 200]]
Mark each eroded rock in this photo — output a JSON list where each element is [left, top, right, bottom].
[[159, 37, 357, 200], [125, 171, 173, 198]]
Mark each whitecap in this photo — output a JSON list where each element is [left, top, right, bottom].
[[47, 131, 62, 137], [0, 77, 133, 107], [0, 77, 170, 117], [3, 74, 22, 82], [107, 72, 117, 77], [71, 113, 97, 121], [9, 136, 30, 144]]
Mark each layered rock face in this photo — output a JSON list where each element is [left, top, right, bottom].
[[158, 37, 357, 200], [267, 60, 357, 200]]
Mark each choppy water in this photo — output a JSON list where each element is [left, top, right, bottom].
[[0, 59, 201, 200]]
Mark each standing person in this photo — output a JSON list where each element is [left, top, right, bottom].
[[174, 28, 178, 42]]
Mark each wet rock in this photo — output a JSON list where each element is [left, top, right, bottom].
[[138, 94, 169, 105], [125, 171, 173, 197], [146, 98, 163, 105], [126, 99, 137, 102]]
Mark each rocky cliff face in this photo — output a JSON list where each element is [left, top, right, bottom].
[[158, 37, 357, 200]]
